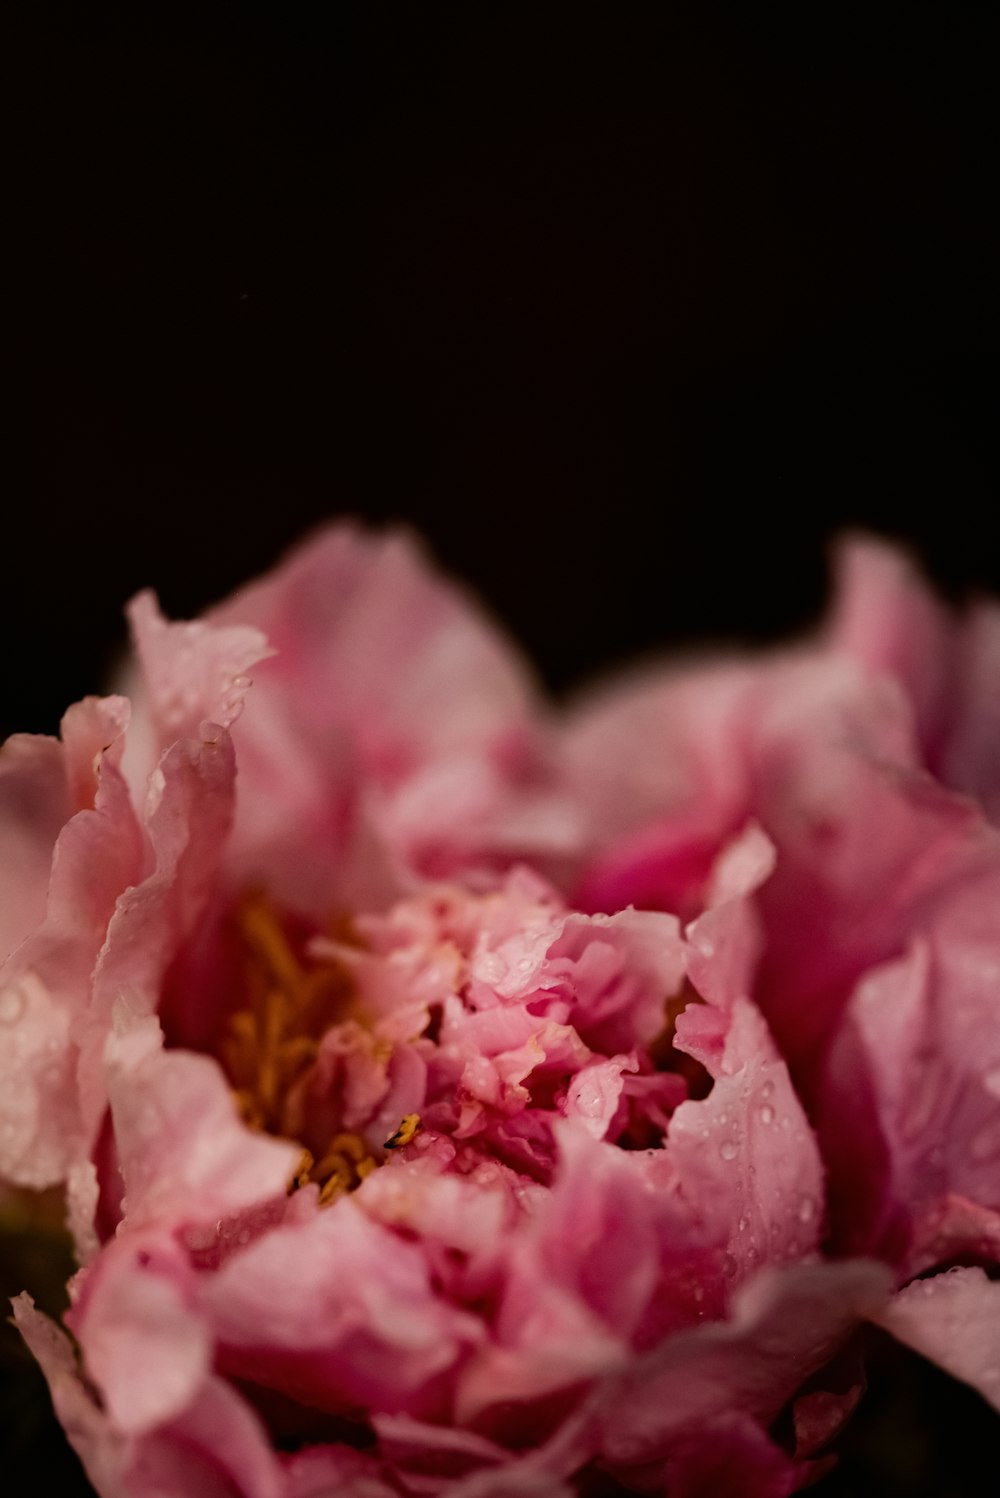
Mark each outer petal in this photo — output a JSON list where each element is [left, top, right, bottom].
[[14, 1293, 284, 1498], [819, 845, 1000, 1263], [79, 724, 239, 1145], [12, 1293, 130, 1498], [127, 589, 272, 746], [565, 659, 757, 920], [824, 535, 954, 765], [592, 1261, 891, 1483], [670, 998, 825, 1286], [203, 524, 557, 915], [0, 698, 142, 1188], [828, 536, 1000, 820], [876, 1266, 1000, 1414]]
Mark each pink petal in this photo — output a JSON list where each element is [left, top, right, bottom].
[[203, 1196, 482, 1418], [106, 1017, 298, 1230], [79, 723, 240, 1144], [0, 698, 142, 1187], [67, 1232, 210, 1436], [670, 999, 826, 1286], [12, 1293, 131, 1497], [876, 1266, 1000, 1413], [127, 588, 272, 744], [593, 1260, 890, 1478], [202, 524, 550, 916]]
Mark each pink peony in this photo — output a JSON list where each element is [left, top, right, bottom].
[[3, 525, 998, 1496]]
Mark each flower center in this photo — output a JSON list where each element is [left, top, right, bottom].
[[221, 894, 413, 1204]]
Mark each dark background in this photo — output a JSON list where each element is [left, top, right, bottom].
[[12, 2, 999, 739], [7, 3, 1000, 1492]]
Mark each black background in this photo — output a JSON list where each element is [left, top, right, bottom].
[[7, 3, 1000, 1492], [12, 2, 999, 740]]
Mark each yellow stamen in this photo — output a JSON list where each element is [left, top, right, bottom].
[[223, 894, 396, 1207], [384, 1113, 420, 1150], [289, 1148, 315, 1192]]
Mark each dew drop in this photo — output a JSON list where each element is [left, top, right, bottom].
[[798, 1197, 816, 1224], [720, 1141, 738, 1162], [759, 1104, 774, 1125]]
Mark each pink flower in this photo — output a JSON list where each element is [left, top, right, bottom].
[[565, 534, 1000, 1404], [2, 525, 996, 1495]]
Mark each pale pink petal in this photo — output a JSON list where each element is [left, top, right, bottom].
[[105, 1017, 298, 1230], [0, 698, 142, 1187], [563, 1054, 638, 1139], [150, 1374, 286, 1498], [358, 1161, 516, 1303], [67, 1232, 210, 1436], [827, 537, 1000, 819], [670, 1000, 826, 1286], [685, 823, 776, 1012], [12, 1293, 131, 1498], [750, 690, 980, 1083], [564, 659, 758, 918], [456, 1126, 671, 1425], [825, 534, 954, 763], [127, 588, 272, 744], [543, 907, 686, 1054], [17, 1289, 285, 1498], [79, 724, 239, 1144], [201, 524, 550, 916], [203, 1196, 482, 1418], [820, 847, 1000, 1262], [876, 1266, 1000, 1413]]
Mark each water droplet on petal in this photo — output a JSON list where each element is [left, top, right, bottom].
[[720, 1141, 738, 1162], [798, 1196, 815, 1223], [759, 1104, 774, 1125]]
